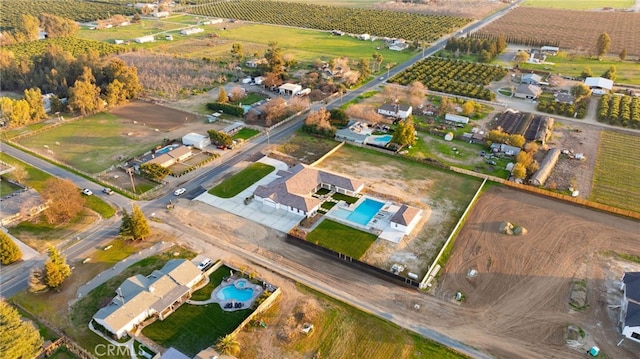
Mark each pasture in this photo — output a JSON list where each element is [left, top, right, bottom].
[[590, 131, 640, 213], [522, 0, 635, 10]]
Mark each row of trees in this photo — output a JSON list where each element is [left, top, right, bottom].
[[0, 88, 47, 128], [1, 13, 78, 45], [446, 34, 507, 63], [597, 94, 640, 128], [512, 142, 540, 180], [485, 129, 526, 148]]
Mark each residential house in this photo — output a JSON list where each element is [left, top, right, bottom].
[[490, 143, 521, 156], [390, 205, 423, 235], [145, 145, 192, 168], [92, 259, 203, 339], [388, 40, 408, 51], [514, 84, 542, 100], [278, 83, 302, 96], [182, 133, 211, 150], [377, 103, 412, 119], [358, 33, 371, 41], [253, 164, 365, 217], [554, 93, 574, 104], [620, 272, 640, 343], [521, 73, 543, 86], [0, 187, 48, 226], [527, 49, 546, 64], [223, 122, 244, 135], [584, 77, 613, 95], [151, 11, 170, 18]]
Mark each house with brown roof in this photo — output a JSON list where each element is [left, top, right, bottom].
[[390, 205, 422, 234], [92, 259, 202, 339], [144, 145, 192, 168], [253, 164, 364, 217]]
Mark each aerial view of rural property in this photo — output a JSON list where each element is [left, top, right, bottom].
[[2, 0, 640, 358]]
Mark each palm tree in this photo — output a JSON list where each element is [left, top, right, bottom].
[[215, 334, 240, 356]]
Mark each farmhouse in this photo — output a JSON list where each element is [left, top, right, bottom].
[[182, 133, 211, 150], [134, 35, 155, 44], [201, 18, 223, 25], [528, 148, 560, 186], [388, 40, 408, 51], [444, 113, 469, 125], [245, 58, 267, 68], [514, 84, 542, 100], [253, 164, 365, 217], [0, 187, 48, 227], [554, 93, 574, 104], [334, 120, 372, 144], [620, 272, 640, 343], [377, 103, 412, 119], [390, 205, 423, 235], [527, 49, 546, 64], [584, 77, 613, 95], [180, 27, 204, 35], [93, 259, 202, 339], [146, 146, 192, 168], [521, 73, 543, 86], [278, 83, 302, 96]]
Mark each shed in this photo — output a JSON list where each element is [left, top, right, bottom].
[[134, 35, 155, 44], [224, 121, 244, 135], [529, 148, 561, 186], [521, 73, 543, 85], [114, 39, 124, 45], [182, 133, 211, 150], [541, 46, 559, 55], [444, 132, 454, 141], [278, 83, 302, 96], [514, 84, 542, 99], [585, 77, 613, 95], [180, 27, 204, 35], [445, 113, 469, 125]]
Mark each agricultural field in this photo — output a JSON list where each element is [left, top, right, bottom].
[[0, 0, 134, 30], [522, 0, 635, 10], [190, 0, 471, 42], [4, 37, 122, 60], [590, 131, 640, 213], [476, 7, 640, 56], [389, 58, 507, 100], [596, 94, 640, 128]]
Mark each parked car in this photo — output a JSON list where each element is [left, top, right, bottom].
[[197, 258, 212, 271], [174, 188, 186, 196], [102, 188, 114, 195], [82, 188, 93, 196]]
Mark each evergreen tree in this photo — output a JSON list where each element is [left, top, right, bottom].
[[43, 246, 71, 288], [120, 208, 133, 239], [0, 231, 22, 265], [596, 32, 610, 59], [0, 300, 43, 358], [121, 205, 151, 241], [619, 48, 627, 61], [217, 87, 228, 103], [68, 67, 102, 115]]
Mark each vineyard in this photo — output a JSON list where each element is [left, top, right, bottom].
[[0, 0, 135, 30], [190, 0, 470, 41], [389, 58, 507, 101], [4, 37, 123, 60], [597, 94, 640, 128], [591, 131, 640, 213], [475, 7, 640, 56]]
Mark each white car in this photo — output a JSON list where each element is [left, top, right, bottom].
[[197, 258, 212, 271], [379, 76, 385, 81], [174, 188, 186, 196], [82, 188, 93, 196]]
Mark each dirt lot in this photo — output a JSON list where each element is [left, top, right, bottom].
[[435, 186, 640, 358], [110, 101, 200, 131]]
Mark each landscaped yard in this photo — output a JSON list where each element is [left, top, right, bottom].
[[142, 302, 250, 357], [232, 127, 260, 140], [190, 264, 230, 302], [15, 113, 161, 174], [230, 92, 265, 106], [332, 192, 359, 204], [208, 162, 275, 198], [306, 219, 377, 259]]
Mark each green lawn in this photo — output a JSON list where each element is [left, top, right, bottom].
[[332, 192, 359, 204], [190, 265, 230, 301], [142, 303, 250, 357], [0, 180, 22, 196], [208, 162, 275, 198], [522, 0, 634, 10], [230, 92, 265, 106], [232, 127, 260, 140], [16, 113, 160, 174], [78, 19, 185, 43], [90, 239, 149, 265], [511, 54, 640, 85], [306, 219, 377, 259]]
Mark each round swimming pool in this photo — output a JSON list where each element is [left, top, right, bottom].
[[217, 286, 254, 301]]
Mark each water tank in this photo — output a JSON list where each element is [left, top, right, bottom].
[[407, 272, 419, 280]]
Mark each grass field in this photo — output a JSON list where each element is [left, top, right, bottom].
[[16, 113, 160, 174], [522, 0, 634, 10], [230, 92, 265, 106], [290, 285, 469, 359], [232, 127, 260, 140], [590, 131, 640, 213], [279, 132, 342, 164], [306, 219, 378, 259], [208, 162, 275, 198], [515, 54, 640, 85]]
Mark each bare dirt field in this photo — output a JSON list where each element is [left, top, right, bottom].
[[109, 101, 200, 131], [436, 186, 640, 358], [375, 0, 508, 19]]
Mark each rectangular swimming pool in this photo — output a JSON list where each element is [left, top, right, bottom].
[[337, 198, 385, 226]]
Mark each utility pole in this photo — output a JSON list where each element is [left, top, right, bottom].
[[126, 168, 136, 194]]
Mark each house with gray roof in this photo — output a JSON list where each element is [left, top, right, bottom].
[[253, 164, 364, 217], [377, 103, 412, 119], [514, 84, 542, 100], [93, 259, 202, 339], [521, 73, 543, 86], [621, 272, 640, 343], [390, 205, 422, 235]]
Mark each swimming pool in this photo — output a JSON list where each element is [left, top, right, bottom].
[[335, 198, 385, 226], [216, 286, 254, 301], [366, 134, 392, 146], [155, 144, 179, 155]]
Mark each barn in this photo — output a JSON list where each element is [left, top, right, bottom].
[[182, 133, 211, 150], [584, 77, 613, 95], [528, 148, 560, 186]]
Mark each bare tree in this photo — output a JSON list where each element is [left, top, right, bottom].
[[288, 96, 310, 113], [9, 165, 28, 184], [264, 98, 287, 126], [41, 178, 85, 225], [229, 86, 245, 102]]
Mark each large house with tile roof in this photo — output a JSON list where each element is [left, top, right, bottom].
[[93, 259, 202, 339], [253, 164, 364, 217], [621, 272, 640, 343]]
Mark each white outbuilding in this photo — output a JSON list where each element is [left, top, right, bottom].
[[182, 133, 211, 150], [584, 77, 613, 95]]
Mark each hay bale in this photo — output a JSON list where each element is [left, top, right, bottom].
[[513, 226, 528, 236], [499, 222, 514, 235]]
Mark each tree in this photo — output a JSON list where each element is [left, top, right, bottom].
[[103, 58, 142, 100], [261, 72, 282, 88], [0, 300, 43, 358], [263, 97, 287, 126], [407, 81, 427, 108], [40, 13, 79, 38], [140, 163, 170, 181], [217, 87, 228, 103], [355, 58, 371, 82], [24, 88, 46, 121], [29, 268, 47, 292], [264, 42, 284, 75], [15, 14, 39, 42], [0, 232, 21, 265], [461, 100, 475, 116], [105, 79, 126, 107], [9, 165, 29, 184], [512, 162, 526, 179], [329, 108, 349, 127], [215, 334, 240, 356], [68, 67, 102, 115], [41, 178, 85, 225], [570, 83, 591, 101], [43, 246, 71, 288], [514, 50, 529, 64], [229, 86, 245, 102], [602, 65, 617, 81], [208, 130, 233, 147], [580, 67, 593, 79], [120, 205, 151, 241], [508, 134, 525, 148], [391, 118, 416, 147], [132, 13, 141, 23], [231, 43, 243, 61], [619, 47, 627, 61], [524, 141, 539, 154], [595, 32, 610, 59]]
